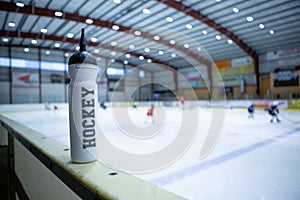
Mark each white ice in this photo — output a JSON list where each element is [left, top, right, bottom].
[[3, 104, 300, 200]]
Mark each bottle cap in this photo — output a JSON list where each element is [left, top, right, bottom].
[[68, 28, 97, 66]]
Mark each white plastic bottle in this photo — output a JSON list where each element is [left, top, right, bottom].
[[68, 28, 98, 163]]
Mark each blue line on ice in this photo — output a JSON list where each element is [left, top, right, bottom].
[[151, 127, 300, 186]]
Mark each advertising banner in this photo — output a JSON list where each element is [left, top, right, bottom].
[[12, 72, 39, 88]]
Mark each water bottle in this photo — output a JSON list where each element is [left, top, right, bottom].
[[68, 28, 98, 163]]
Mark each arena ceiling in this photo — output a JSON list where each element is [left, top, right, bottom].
[[0, 0, 300, 70]]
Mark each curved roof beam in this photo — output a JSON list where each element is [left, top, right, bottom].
[[0, 1, 211, 67], [156, 0, 258, 60], [0, 30, 176, 71]]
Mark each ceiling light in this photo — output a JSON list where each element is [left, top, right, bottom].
[[67, 33, 74, 38], [147, 59, 152, 63], [111, 59, 115, 62], [216, 0, 221, 2], [16, 2, 24, 7], [269, 30, 275, 35], [125, 54, 131, 58], [91, 37, 97, 42], [259, 24, 265, 29], [2, 38, 9, 42], [24, 48, 30, 53], [227, 39, 233, 44], [144, 48, 150, 53], [85, 19, 93, 24], [111, 51, 116, 56], [134, 30, 141, 36], [246, 16, 254, 22], [170, 40, 176, 44], [112, 25, 119, 30], [171, 53, 176, 58], [158, 50, 164, 55], [45, 51, 50, 55], [94, 49, 100, 53], [55, 11, 63, 17], [202, 30, 207, 35], [31, 39, 37, 44], [76, 46, 80, 51], [197, 47, 202, 51], [185, 24, 193, 29], [129, 45, 135, 49], [232, 7, 239, 13], [54, 43, 61, 48], [143, 8, 150, 14], [123, 60, 128, 64], [8, 22, 15, 27], [111, 41, 117, 46], [139, 56, 144, 60], [216, 35, 221, 40], [153, 35, 160, 40], [40, 28, 47, 33], [166, 17, 173, 22], [184, 43, 190, 48], [64, 53, 70, 57], [113, 0, 121, 4]]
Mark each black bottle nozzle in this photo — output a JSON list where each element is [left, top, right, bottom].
[[79, 28, 86, 52]]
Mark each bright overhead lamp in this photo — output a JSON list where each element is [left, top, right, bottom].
[[111, 51, 116, 56], [8, 22, 15, 27], [184, 43, 190, 48], [111, 59, 115, 63], [147, 59, 152, 63], [16, 2, 24, 7], [166, 17, 173, 22], [259, 24, 265, 29], [143, 8, 150, 14], [2, 38, 9, 42], [129, 45, 135, 49], [185, 24, 193, 29], [171, 53, 176, 58], [246, 16, 254, 22], [123, 60, 128, 65], [112, 25, 119, 30], [153, 35, 160, 40], [94, 49, 100, 53], [67, 33, 74, 38], [24, 48, 30, 53], [134, 30, 141, 36], [76, 46, 80, 51], [232, 7, 239, 13], [139, 56, 144, 60], [216, 35, 221, 40], [197, 47, 202, 51], [45, 51, 51, 55], [91, 37, 97, 42], [144, 48, 150, 53], [54, 43, 61, 48], [202, 30, 207, 35], [40, 28, 47, 33], [85, 18, 93, 24], [158, 50, 164, 55], [170, 40, 176, 44], [111, 41, 117, 46], [227, 39, 233, 44], [55, 11, 63, 17], [125, 54, 131, 58], [31, 39, 37, 44], [113, 0, 121, 4], [269, 30, 275, 35], [216, 0, 221, 2], [64, 53, 69, 57]]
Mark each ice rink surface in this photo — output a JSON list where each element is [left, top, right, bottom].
[[3, 104, 300, 200]]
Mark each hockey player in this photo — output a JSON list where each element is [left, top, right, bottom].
[[268, 101, 281, 123], [247, 103, 254, 118], [145, 104, 154, 124], [180, 97, 185, 109]]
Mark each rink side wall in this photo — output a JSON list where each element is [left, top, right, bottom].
[[0, 105, 183, 200]]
